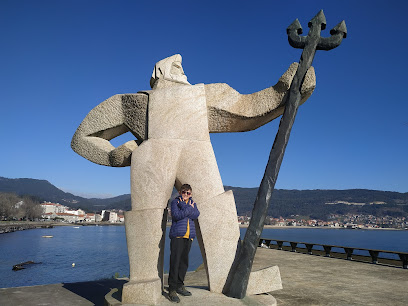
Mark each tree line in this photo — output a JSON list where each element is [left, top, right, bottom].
[[0, 192, 43, 221]]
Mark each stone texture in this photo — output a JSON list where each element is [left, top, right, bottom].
[[122, 93, 148, 140], [150, 54, 190, 88], [124, 210, 166, 283], [129, 139, 180, 210], [121, 278, 162, 305], [195, 191, 240, 293], [147, 83, 209, 141], [129, 139, 224, 210], [71, 93, 147, 167], [110, 286, 277, 305], [206, 63, 315, 133], [173, 141, 224, 204], [71, 54, 317, 303], [247, 266, 282, 295]]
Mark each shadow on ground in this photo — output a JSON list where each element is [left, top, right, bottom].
[[63, 279, 127, 305]]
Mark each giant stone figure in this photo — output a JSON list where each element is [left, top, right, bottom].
[[71, 54, 316, 304]]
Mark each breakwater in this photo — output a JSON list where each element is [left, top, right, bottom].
[[0, 221, 125, 234], [0, 223, 53, 234]]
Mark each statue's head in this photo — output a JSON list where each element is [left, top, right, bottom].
[[150, 54, 190, 88]]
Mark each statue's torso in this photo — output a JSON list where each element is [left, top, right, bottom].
[[146, 83, 210, 141]]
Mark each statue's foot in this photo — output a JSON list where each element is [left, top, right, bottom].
[[122, 278, 162, 305]]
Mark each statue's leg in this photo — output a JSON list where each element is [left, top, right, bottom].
[[177, 141, 240, 293], [122, 139, 180, 305]]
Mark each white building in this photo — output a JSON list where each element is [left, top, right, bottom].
[[65, 208, 86, 216], [101, 210, 122, 223], [84, 213, 102, 222], [41, 202, 86, 223], [41, 202, 67, 214]]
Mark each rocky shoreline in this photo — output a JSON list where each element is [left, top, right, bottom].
[[0, 223, 54, 234], [0, 221, 125, 234]]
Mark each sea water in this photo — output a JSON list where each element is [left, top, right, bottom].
[[0, 225, 407, 288]]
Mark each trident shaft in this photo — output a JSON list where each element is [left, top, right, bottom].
[[223, 10, 347, 299]]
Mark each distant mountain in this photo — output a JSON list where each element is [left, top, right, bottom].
[[0, 176, 81, 203], [225, 186, 408, 220], [0, 177, 111, 212], [1, 176, 407, 219]]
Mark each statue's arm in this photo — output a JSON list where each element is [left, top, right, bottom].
[[205, 63, 316, 133], [71, 93, 148, 167]]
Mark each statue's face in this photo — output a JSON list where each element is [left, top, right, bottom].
[[150, 55, 190, 88], [169, 61, 189, 84]]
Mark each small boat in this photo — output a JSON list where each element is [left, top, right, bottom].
[[73, 227, 80, 229], [42, 235, 53, 238]]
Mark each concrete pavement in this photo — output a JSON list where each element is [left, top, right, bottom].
[[1, 248, 407, 305]]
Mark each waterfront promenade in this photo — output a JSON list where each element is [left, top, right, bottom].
[[252, 248, 408, 305], [1, 248, 407, 305]]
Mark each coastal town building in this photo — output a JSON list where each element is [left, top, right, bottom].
[[40, 201, 406, 228], [236, 214, 407, 230], [40, 202, 123, 223]]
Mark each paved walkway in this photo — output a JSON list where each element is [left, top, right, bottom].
[[1, 248, 407, 305], [253, 248, 408, 306]]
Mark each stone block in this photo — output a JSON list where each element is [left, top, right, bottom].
[[247, 265, 283, 295], [148, 83, 210, 141], [125, 209, 166, 282], [71, 94, 147, 167], [175, 141, 224, 204], [121, 278, 162, 305], [196, 190, 240, 293], [130, 139, 179, 210], [206, 63, 316, 133]]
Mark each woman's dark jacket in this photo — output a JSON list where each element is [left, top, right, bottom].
[[169, 196, 200, 239]]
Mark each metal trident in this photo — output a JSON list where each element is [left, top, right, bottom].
[[223, 10, 347, 299]]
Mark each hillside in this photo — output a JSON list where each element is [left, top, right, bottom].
[[0, 176, 407, 219], [0, 177, 105, 212], [225, 187, 408, 220]]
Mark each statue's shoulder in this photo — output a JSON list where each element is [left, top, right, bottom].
[[204, 83, 240, 108], [89, 93, 148, 112], [122, 92, 148, 109], [204, 82, 234, 92]]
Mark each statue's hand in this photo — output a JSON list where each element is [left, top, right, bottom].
[[109, 140, 138, 167], [300, 66, 316, 102], [274, 63, 316, 108], [277, 63, 316, 93]]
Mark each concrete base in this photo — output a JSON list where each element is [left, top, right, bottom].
[[121, 278, 162, 305], [106, 286, 277, 306], [247, 266, 282, 295]]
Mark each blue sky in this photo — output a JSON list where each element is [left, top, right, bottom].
[[1, 0, 407, 197]]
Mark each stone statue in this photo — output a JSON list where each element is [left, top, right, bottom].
[[71, 54, 315, 304]]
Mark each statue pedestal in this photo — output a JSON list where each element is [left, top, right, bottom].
[[121, 278, 162, 305], [106, 284, 277, 305]]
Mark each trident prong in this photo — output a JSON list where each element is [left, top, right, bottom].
[[317, 20, 348, 50], [287, 10, 347, 51], [308, 9, 327, 30], [287, 19, 306, 48]]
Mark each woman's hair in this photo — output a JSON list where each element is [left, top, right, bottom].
[[179, 184, 192, 192]]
